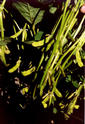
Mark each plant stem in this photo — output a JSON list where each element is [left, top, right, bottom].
[[0, 12, 4, 40], [0, 0, 6, 64], [1, 0, 6, 7]]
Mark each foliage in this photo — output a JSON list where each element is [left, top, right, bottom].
[[0, 0, 84, 120], [13, 2, 45, 27]]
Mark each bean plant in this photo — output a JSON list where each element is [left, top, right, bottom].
[[0, 0, 84, 119]]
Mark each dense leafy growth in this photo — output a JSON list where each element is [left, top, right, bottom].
[[0, 0, 84, 120]]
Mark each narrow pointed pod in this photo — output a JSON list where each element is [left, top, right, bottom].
[[76, 50, 84, 67], [22, 23, 28, 42], [10, 29, 23, 39], [21, 66, 36, 76], [67, 83, 84, 116], [8, 57, 21, 73], [61, 34, 85, 69], [57, 35, 85, 76]]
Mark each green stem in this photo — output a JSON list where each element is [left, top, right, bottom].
[[53, 30, 85, 74], [53, 33, 85, 90], [0, 12, 4, 40], [0, 0, 6, 64], [39, 0, 81, 89]]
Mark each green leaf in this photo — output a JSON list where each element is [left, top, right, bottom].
[[80, 50, 85, 60], [66, 75, 71, 82], [49, 7, 57, 14], [13, 2, 39, 24], [53, 107, 57, 114], [72, 80, 79, 88], [34, 31, 44, 40], [13, 2, 45, 25], [34, 10, 45, 26]]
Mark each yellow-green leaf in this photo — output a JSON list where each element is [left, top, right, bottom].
[[53, 107, 57, 114], [49, 7, 57, 14]]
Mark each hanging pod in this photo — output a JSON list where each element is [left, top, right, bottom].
[[76, 50, 84, 67]]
